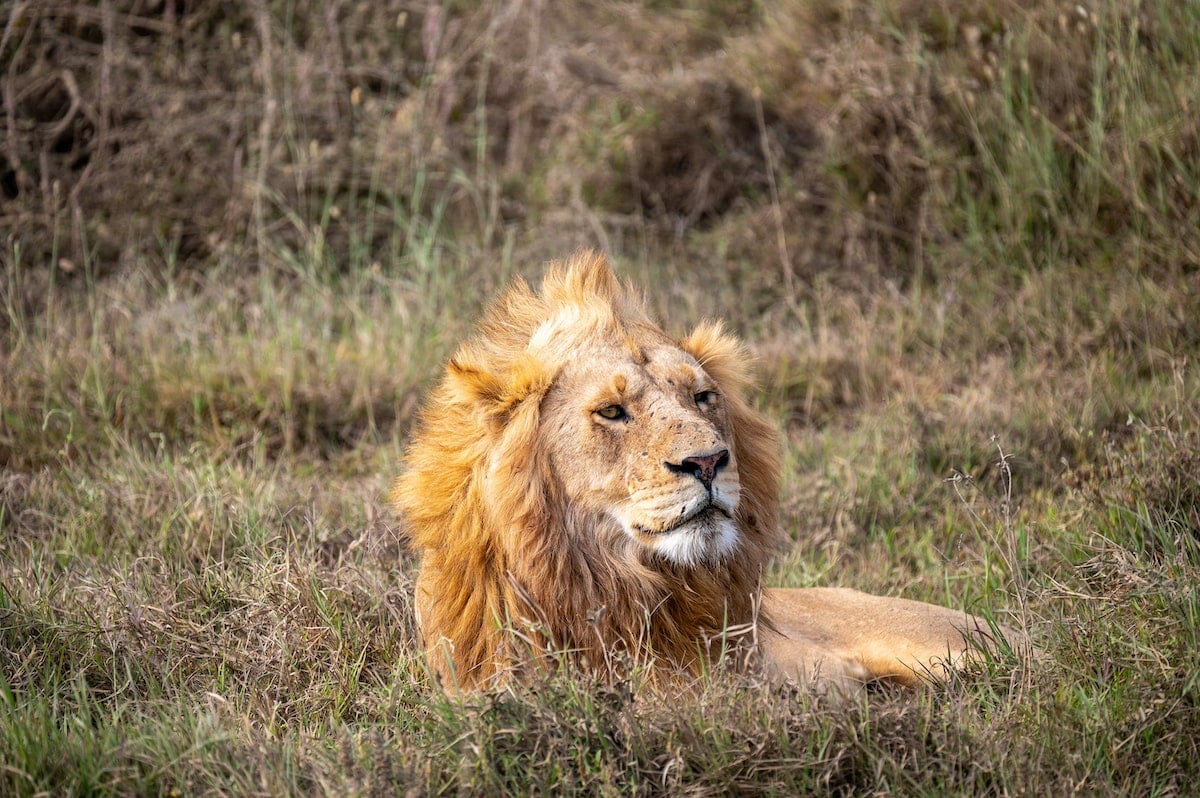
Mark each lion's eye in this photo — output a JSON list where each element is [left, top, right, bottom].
[[694, 390, 718, 406], [595, 404, 629, 421]]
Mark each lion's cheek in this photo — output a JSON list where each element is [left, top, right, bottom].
[[710, 471, 742, 514], [548, 432, 630, 497]]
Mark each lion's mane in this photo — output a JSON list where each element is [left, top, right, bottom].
[[392, 251, 781, 689]]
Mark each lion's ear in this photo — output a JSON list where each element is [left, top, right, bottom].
[[447, 351, 555, 429], [446, 355, 505, 408], [679, 321, 753, 393]]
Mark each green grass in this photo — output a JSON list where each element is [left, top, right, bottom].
[[3, 0, 1200, 794]]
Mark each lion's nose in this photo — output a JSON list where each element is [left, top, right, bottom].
[[666, 449, 730, 491]]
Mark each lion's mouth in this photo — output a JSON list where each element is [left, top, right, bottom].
[[638, 501, 732, 536]]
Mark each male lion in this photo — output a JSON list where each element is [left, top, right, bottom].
[[392, 250, 999, 691]]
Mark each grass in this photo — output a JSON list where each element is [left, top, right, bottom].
[[3, 0, 1200, 794]]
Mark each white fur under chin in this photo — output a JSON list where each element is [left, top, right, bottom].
[[644, 515, 739, 567]]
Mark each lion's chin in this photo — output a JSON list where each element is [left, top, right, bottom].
[[634, 509, 739, 567]]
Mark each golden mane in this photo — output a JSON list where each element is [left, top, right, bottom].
[[392, 251, 782, 688]]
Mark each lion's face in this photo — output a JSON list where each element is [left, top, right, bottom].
[[533, 325, 741, 567], [395, 251, 783, 687]]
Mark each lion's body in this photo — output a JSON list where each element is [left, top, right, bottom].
[[762, 588, 991, 688], [393, 251, 995, 691]]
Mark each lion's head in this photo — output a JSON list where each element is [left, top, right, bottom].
[[392, 251, 781, 689]]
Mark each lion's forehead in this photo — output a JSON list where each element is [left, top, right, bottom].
[[643, 348, 707, 387], [570, 345, 707, 403]]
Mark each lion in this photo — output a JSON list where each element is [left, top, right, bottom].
[[392, 250, 1001, 691]]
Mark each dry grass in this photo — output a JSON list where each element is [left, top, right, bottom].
[[3, 0, 1200, 794]]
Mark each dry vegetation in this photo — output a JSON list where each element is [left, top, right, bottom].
[[3, 0, 1199, 794]]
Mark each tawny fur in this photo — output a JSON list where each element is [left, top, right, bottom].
[[392, 250, 999, 691]]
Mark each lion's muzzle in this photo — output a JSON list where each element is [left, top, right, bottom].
[[665, 448, 730, 492]]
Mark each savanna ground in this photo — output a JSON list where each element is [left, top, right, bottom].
[[2, 0, 1199, 794]]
